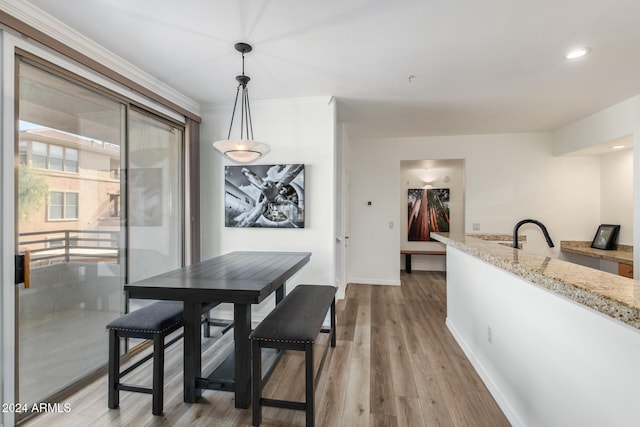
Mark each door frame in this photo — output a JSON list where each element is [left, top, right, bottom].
[[1, 30, 19, 427], [1, 29, 191, 425]]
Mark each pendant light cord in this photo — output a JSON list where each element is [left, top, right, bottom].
[[226, 48, 254, 141]]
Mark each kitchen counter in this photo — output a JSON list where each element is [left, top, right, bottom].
[[560, 240, 633, 265], [431, 232, 640, 330], [436, 232, 640, 426]]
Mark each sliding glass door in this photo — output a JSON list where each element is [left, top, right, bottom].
[[15, 59, 186, 408], [17, 61, 126, 405], [128, 109, 184, 289]]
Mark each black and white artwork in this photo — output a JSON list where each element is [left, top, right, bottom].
[[224, 164, 305, 228]]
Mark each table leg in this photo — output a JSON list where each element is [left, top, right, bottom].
[[184, 301, 202, 402], [275, 283, 286, 305], [234, 303, 251, 408]]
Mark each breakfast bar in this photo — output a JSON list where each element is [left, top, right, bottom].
[[431, 232, 640, 427]]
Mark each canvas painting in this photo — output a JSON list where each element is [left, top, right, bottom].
[[408, 188, 450, 241], [224, 164, 305, 228]]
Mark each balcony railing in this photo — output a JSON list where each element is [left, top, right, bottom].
[[18, 229, 119, 265]]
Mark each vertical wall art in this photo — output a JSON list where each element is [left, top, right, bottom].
[[408, 188, 450, 241], [224, 164, 305, 228]]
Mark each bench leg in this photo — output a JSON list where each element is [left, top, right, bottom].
[[152, 334, 164, 416], [405, 253, 412, 273], [108, 329, 120, 409], [305, 343, 314, 427], [252, 341, 262, 426]]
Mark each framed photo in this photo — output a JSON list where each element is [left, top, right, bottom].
[[223, 164, 305, 228], [407, 188, 450, 241], [590, 224, 620, 250]]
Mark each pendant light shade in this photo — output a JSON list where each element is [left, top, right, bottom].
[[213, 139, 270, 163], [213, 43, 270, 163]]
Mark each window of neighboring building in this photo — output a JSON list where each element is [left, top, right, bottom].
[[32, 141, 47, 168], [65, 147, 78, 172], [48, 191, 79, 220], [49, 144, 64, 171], [30, 141, 78, 172]]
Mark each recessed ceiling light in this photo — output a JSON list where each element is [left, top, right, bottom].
[[611, 145, 626, 150], [565, 47, 591, 60]]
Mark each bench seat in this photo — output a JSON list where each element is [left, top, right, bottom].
[[107, 301, 184, 415], [250, 284, 337, 427], [401, 249, 446, 273], [107, 300, 228, 415]]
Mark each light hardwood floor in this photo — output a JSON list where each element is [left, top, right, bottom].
[[22, 271, 509, 426]]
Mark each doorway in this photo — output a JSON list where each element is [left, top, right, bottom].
[[400, 159, 465, 272]]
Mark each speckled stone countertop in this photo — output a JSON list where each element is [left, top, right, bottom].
[[431, 232, 640, 330], [560, 240, 633, 265], [466, 233, 525, 242]]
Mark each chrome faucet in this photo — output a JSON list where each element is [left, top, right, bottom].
[[513, 219, 554, 249]]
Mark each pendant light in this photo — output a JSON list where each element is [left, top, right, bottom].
[[213, 42, 270, 163]]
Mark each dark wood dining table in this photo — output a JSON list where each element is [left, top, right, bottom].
[[124, 250, 311, 408]]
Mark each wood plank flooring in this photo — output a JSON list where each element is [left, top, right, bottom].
[[22, 271, 509, 427]]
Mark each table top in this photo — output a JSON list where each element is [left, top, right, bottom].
[[125, 251, 311, 304]]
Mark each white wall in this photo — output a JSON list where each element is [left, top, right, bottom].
[[348, 133, 600, 284], [348, 139, 402, 285], [199, 96, 339, 311], [552, 95, 640, 156], [552, 96, 640, 276], [446, 246, 640, 427], [601, 148, 633, 244]]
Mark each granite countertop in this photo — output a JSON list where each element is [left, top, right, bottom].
[[431, 232, 640, 330], [560, 240, 633, 265]]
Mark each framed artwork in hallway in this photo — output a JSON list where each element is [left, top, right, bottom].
[[408, 188, 450, 241]]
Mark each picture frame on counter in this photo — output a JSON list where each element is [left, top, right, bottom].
[[591, 224, 620, 250]]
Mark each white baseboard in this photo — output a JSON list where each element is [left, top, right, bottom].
[[446, 318, 524, 427], [347, 278, 401, 286]]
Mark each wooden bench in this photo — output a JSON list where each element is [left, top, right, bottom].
[[250, 285, 337, 427], [107, 301, 228, 415], [401, 249, 446, 273]]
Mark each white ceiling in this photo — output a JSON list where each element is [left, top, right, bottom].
[[22, 0, 640, 139]]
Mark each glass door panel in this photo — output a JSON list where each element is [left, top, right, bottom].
[[16, 61, 126, 405], [128, 109, 183, 286]]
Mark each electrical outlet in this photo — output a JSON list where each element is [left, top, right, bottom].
[[473, 223, 480, 231], [487, 326, 493, 344]]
